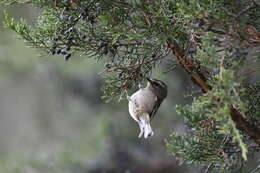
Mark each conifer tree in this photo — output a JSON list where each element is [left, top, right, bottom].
[[2, 0, 260, 172]]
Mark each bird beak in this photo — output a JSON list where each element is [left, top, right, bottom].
[[146, 77, 152, 83], [146, 78, 153, 87]]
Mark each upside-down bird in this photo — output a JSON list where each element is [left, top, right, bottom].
[[127, 78, 167, 138]]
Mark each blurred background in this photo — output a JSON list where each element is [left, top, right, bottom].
[[0, 4, 199, 173]]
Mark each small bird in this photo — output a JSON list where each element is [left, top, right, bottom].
[[127, 78, 167, 138]]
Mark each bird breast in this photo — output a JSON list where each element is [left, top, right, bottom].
[[128, 88, 157, 121]]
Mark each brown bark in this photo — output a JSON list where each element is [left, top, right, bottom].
[[230, 107, 260, 145], [166, 39, 211, 93], [167, 39, 260, 145]]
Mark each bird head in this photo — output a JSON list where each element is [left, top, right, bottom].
[[146, 78, 168, 100]]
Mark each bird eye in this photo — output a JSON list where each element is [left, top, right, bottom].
[[153, 82, 159, 86]]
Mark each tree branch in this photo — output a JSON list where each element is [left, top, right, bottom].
[[235, 1, 259, 18], [230, 107, 260, 145], [167, 39, 260, 145], [203, 163, 213, 173], [166, 39, 211, 93]]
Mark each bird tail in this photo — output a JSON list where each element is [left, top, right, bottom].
[[139, 113, 154, 138]]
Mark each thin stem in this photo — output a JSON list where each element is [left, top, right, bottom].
[[235, 1, 258, 18], [204, 163, 214, 173]]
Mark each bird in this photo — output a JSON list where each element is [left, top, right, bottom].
[[127, 78, 167, 138]]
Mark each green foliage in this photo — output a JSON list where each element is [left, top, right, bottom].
[[167, 69, 249, 169], [166, 132, 223, 165], [1, 0, 260, 172], [242, 82, 260, 121], [3, 8, 58, 51], [3, 0, 221, 99]]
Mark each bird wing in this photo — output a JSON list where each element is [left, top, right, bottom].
[[150, 96, 162, 119]]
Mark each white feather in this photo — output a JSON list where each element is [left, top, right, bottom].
[[139, 113, 154, 138]]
